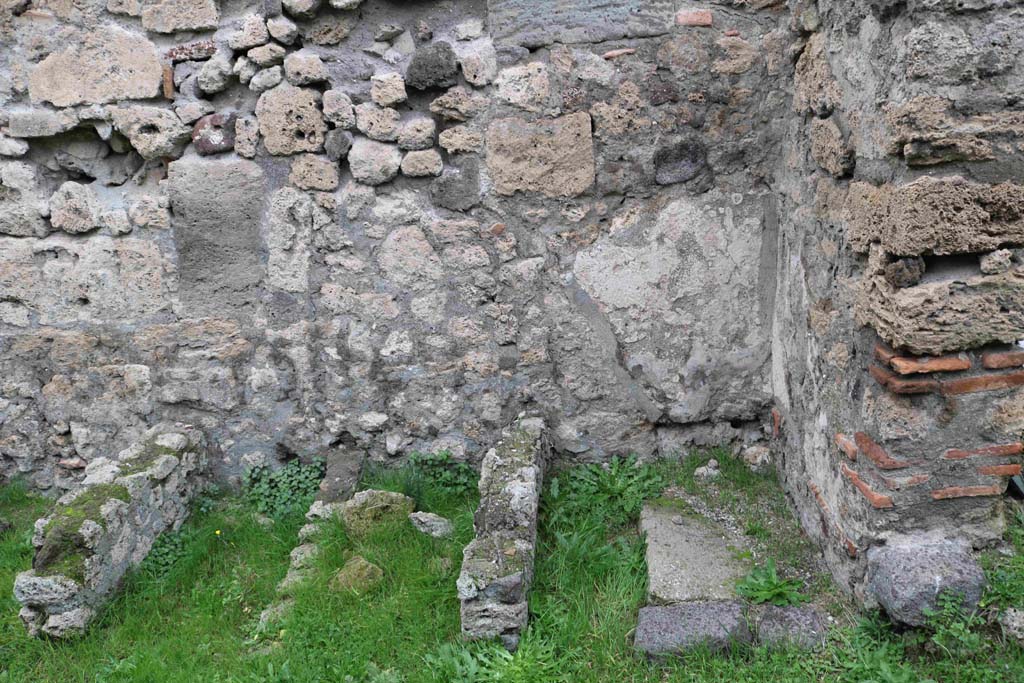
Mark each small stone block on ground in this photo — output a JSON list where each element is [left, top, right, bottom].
[[634, 601, 751, 656], [754, 605, 827, 650], [641, 503, 751, 604]]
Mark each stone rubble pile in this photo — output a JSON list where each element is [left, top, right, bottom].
[[457, 416, 546, 650], [13, 424, 208, 638]]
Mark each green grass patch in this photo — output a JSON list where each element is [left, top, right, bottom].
[[1, 453, 1023, 682]]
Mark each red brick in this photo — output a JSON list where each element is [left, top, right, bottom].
[[844, 538, 858, 558], [869, 364, 938, 395], [982, 350, 1024, 370], [771, 407, 782, 439], [841, 464, 895, 509], [889, 354, 971, 375], [977, 464, 1023, 477], [944, 442, 1024, 460], [854, 432, 913, 470], [601, 48, 637, 60], [724, 28, 740, 37], [834, 433, 857, 461], [930, 484, 1004, 500], [162, 65, 174, 100], [939, 369, 1024, 395], [874, 341, 896, 364], [676, 9, 713, 26]]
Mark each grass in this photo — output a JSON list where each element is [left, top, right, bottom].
[[1, 449, 1023, 682]]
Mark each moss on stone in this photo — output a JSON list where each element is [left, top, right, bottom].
[[35, 483, 130, 581], [118, 438, 181, 476]]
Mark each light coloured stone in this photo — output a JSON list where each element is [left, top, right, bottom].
[[401, 149, 443, 177], [486, 113, 595, 197], [29, 26, 162, 107], [370, 72, 407, 107], [110, 107, 191, 160], [495, 62, 551, 113], [248, 43, 287, 68], [142, 0, 219, 33], [0, 162, 48, 237], [439, 126, 483, 154], [457, 38, 498, 87], [430, 86, 489, 121], [355, 103, 400, 142], [409, 511, 452, 538], [228, 14, 270, 51], [289, 154, 339, 191], [234, 117, 259, 158], [197, 53, 233, 95], [284, 50, 329, 85], [323, 90, 356, 128], [249, 66, 283, 92], [282, 0, 320, 19], [0, 135, 29, 158], [49, 182, 102, 234], [455, 18, 484, 40], [340, 489, 415, 535], [398, 117, 436, 150], [348, 137, 402, 185], [255, 84, 328, 155], [329, 555, 382, 593], [267, 15, 299, 44]]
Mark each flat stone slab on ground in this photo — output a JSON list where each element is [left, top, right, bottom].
[[641, 503, 751, 604], [634, 601, 751, 656]]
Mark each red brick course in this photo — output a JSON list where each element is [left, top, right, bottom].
[[675, 9, 713, 26], [854, 432, 913, 470], [889, 354, 971, 375], [841, 464, 895, 509], [944, 443, 1024, 459], [834, 433, 857, 461], [939, 369, 1024, 395], [869, 364, 938, 394], [977, 464, 1023, 477], [982, 350, 1024, 369], [931, 484, 1004, 500]]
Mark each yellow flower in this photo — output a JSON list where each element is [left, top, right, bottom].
[[215, 529, 222, 536]]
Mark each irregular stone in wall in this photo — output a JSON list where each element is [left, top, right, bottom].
[[323, 89, 356, 128], [256, 84, 328, 155], [809, 117, 853, 177], [457, 38, 498, 87], [289, 154, 339, 191], [0, 162, 48, 237], [884, 97, 1013, 166], [370, 72, 407, 107], [266, 187, 315, 293], [847, 176, 1024, 256], [192, 113, 236, 155], [377, 225, 443, 291], [430, 86, 488, 122], [458, 417, 547, 650], [856, 245, 1024, 355], [397, 116, 436, 150], [28, 25, 162, 107], [228, 14, 271, 51], [355, 103, 400, 142], [348, 137, 402, 185], [486, 113, 595, 198], [430, 156, 480, 210], [401, 149, 443, 177], [405, 41, 459, 90], [14, 424, 208, 638], [0, 235, 170, 324], [49, 182, 102, 234], [167, 158, 265, 316], [494, 62, 551, 113], [41, 364, 154, 462], [283, 50, 329, 85], [793, 33, 840, 116], [488, 0, 676, 48], [110, 107, 191, 160], [141, 0, 219, 33]]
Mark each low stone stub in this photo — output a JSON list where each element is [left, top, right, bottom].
[[866, 534, 985, 627], [457, 416, 547, 651], [14, 424, 208, 638], [847, 176, 1024, 257], [856, 246, 1024, 355]]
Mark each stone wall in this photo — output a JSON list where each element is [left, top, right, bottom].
[[0, 0, 787, 495], [772, 0, 1024, 603], [1, 0, 1023, 607]]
